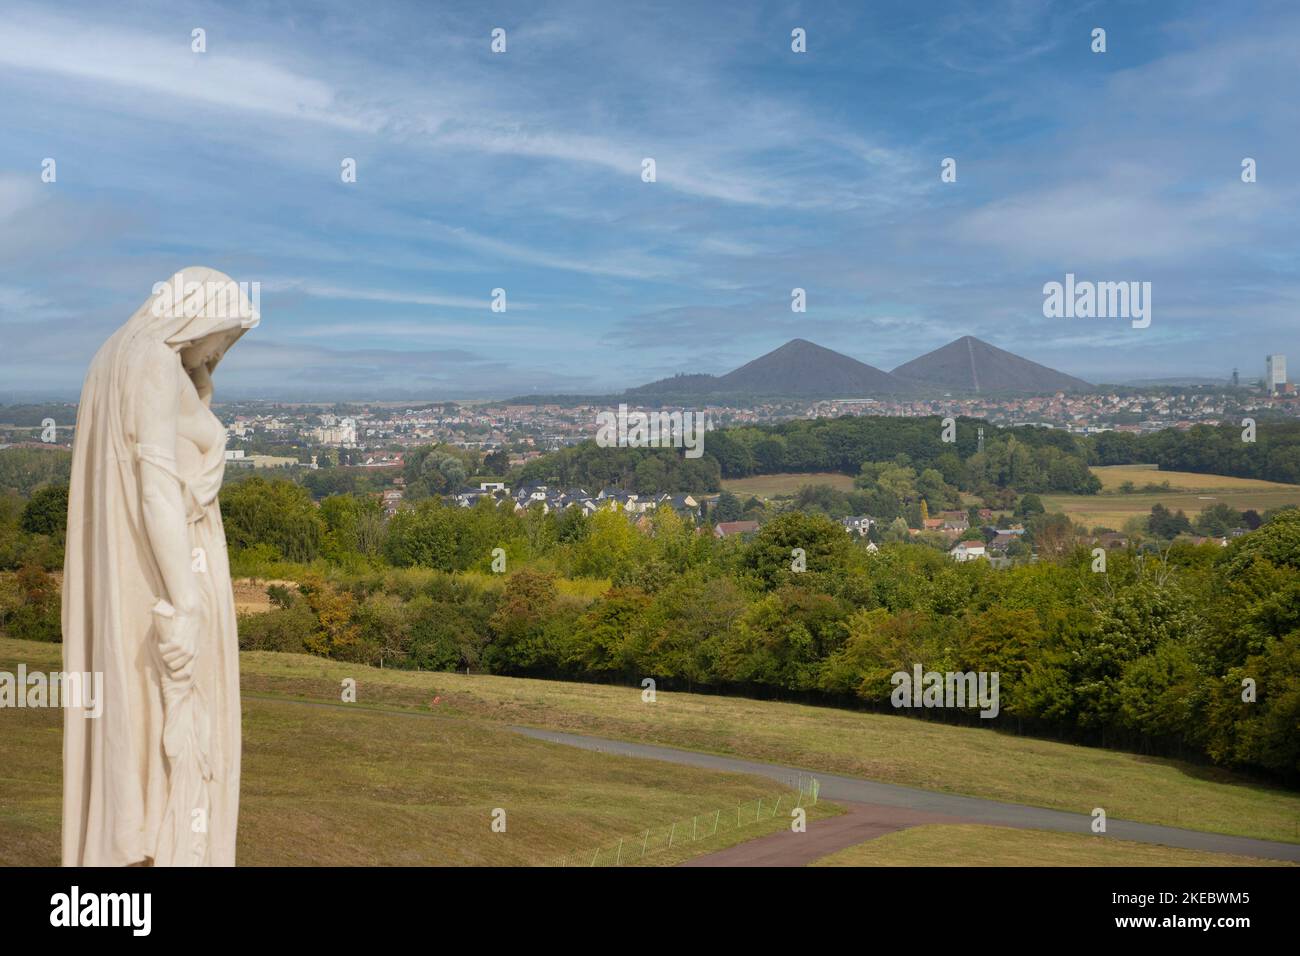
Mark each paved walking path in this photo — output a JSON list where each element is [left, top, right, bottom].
[[680, 801, 974, 867], [513, 727, 1300, 864]]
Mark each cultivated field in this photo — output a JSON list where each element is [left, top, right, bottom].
[[232, 577, 297, 614], [1089, 464, 1300, 493], [721, 464, 1300, 528], [1043, 464, 1300, 530], [722, 472, 856, 497], [811, 825, 1289, 867]]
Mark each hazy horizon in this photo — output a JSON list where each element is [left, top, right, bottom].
[[0, 331, 1257, 406]]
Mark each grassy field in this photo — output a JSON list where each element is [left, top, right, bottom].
[[0, 640, 835, 867], [722, 472, 856, 498], [1090, 464, 1300, 493], [231, 648, 1300, 843], [811, 824, 1291, 867], [719, 464, 1300, 524], [1044, 464, 1300, 529], [6, 636, 1298, 863], [11, 637, 1290, 845]]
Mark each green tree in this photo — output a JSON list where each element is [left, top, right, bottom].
[[1222, 509, 1300, 572], [744, 511, 854, 586], [220, 477, 324, 561], [1016, 493, 1045, 519], [485, 569, 559, 671], [383, 499, 457, 569], [1148, 503, 1192, 539], [20, 483, 69, 541], [712, 490, 744, 523], [1194, 502, 1242, 537]]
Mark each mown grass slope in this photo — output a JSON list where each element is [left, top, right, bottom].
[[811, 824, 1292, 867], [0, 640, 828, 866], [4, 636, 1297, 861]]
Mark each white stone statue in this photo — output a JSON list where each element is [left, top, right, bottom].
[[62, 267, 257, 866]]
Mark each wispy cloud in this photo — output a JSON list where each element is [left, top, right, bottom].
[[1, 0, 1297, 396], [0, 14, 371, 129], [266, 280, 504, 311]]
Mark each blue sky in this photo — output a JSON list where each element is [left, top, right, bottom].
[[1, 0, 1297, 399]]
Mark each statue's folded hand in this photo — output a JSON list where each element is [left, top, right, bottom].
[[153, 602, 200, 680]]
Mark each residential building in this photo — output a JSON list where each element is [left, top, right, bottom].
[[714, 520, 760, 539], [841, 516, 873, 536], [950, 540, 986, 562]]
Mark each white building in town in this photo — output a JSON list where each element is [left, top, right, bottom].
[[1266, 354, 1287, 394], [950, 540, 986, 562]]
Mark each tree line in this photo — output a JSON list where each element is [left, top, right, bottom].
[[1090, 421, 1300, 484], [515, 415, 1100, 497], [226, 501, 1299, 782]]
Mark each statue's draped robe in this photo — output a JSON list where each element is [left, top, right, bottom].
[[63, 268, 253, 866]]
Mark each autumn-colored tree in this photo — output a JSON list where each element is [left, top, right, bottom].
[[297, 574, 361, 658]]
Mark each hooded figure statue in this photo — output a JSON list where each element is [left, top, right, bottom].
[[62, 267, 257, 866]]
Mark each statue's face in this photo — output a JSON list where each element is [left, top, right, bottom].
[[180, 341, 221, 372], [180, 338, 224, 404], [178, 328, 243, 405]]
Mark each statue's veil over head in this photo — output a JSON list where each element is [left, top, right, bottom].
[[95, 266, 258, 474], [62, 267, 255, 867], [114, 265, 259, 370]]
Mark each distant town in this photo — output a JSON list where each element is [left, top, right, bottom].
[[3, 379, 1297, 471], [207, 347, 1298, 465], [202, 378, 1298, 471]]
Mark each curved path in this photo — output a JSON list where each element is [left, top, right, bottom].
[[682, 801, 975, 867], [513, 727, 1300, 864]]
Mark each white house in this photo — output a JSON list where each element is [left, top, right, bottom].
[[950, 540, 986, 562], [841, 516, 873, 536]]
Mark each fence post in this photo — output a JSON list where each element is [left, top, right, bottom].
[[571, 784, 821, 868]]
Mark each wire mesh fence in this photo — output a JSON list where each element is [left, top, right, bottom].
[[553, 774, 820, 867]]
